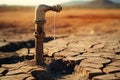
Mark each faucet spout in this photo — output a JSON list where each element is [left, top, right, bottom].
[[35, 4, 62, 22]]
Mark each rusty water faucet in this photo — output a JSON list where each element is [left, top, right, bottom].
[[34, 4, 62, 65]]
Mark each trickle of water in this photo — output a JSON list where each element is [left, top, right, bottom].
[[53, 12, 56, 40]]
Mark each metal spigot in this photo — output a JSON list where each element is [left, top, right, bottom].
[[34, 4, 62, 65]]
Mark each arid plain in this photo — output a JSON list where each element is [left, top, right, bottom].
[[0, 7, 120, 80], [0, 7, 120, 36]]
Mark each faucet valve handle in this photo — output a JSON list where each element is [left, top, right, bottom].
[[52, 5, 62, 12]]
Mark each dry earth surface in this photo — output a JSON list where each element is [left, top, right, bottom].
[[0, 7, 120, 80]]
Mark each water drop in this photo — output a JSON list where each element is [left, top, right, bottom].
[[53, 12, 56, 40]]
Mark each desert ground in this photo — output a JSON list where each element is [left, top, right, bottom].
[[0, 7, 120, 80], [0, 7, 120, 36]]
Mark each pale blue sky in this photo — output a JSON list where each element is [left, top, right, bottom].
[[0, 0, 120, 6], [0, 0, 92, 6]]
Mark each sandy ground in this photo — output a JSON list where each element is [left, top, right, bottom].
[[0, 8, 120, 36]]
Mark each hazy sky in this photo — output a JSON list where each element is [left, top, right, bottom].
[[0, 0, 120, 6], [0, 0, 92, 6]]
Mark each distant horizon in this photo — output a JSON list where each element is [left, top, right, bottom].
[[0, 0, 120, 6], [0, 0, 85, 6]]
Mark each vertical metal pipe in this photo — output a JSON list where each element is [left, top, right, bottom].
[[34, 21, 45, 65]]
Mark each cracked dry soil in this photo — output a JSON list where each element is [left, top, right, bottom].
[[0, 33, 120, 80]]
